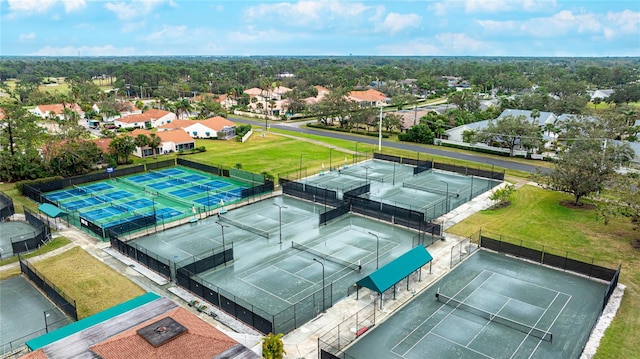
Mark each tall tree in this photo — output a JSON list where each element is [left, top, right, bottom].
[[472, 115, 542, 156], [537, 139, 633, 205], [135, 134, 150, 157], [109, 135, 137, 164]]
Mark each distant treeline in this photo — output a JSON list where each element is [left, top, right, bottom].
[[1, 56, 638, 99]]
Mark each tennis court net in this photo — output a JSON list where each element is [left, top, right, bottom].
[[340, 169, 384, 183], [436, 290, 553, 342], [218, 214, 270, 238], [292, 242, 362, 272], [403, 182, 459, 197], [73, 184, 88, 194]]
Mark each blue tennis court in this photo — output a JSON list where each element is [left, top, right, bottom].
[[193, 192, 241, 206], [82, 206, 126, 221], [148, 182, 173, 190], [120, 198, 154, 211], [169, 188, 201, 197], [161, 168, 186, 176], [205, 180, 230, 189], [151, 207, 185, 219], [182, 174, 207, 182], [45, 191, 75, 201], [60, 197, 103, 211], [102, 190, 133, 201], [128, 173, 158, 183], [85, 183, 113, 192]]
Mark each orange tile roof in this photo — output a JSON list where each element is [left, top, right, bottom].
[[348, 89, 387, 102], [158, 120, 193, 129], [19, 348, 48, 359], [92, 138, 113, 153], [200, 116, 236, 130], [156, 129, 194, 144], [36, 103, 83, 115], [117, 109, 171, 123], [315, 85, 331, 93], [89, 307, 238, 359]]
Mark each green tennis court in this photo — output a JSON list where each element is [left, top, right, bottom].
[[344, 250, 607, 359]]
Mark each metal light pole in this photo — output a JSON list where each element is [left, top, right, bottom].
[[368, 232, 380, 269], [216, 221, 228, 265], [299, 154, 303, 180], [378, 105, 383, 151], [313, 258, 325, 313], [363, 166, 371, 184], [329, 148, 333, 171], [44, 312, 50, 333], [440, 180, 449, 212], [273, 203, 287, 244]]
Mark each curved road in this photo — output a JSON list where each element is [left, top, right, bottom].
[[229, 116, 548, 174]]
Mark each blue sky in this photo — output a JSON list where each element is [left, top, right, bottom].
[[1, 0, 638, 57]]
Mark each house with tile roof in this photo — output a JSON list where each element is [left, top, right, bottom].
[[131, 129, 195, 157], [113, 109, 176, 129], [33, 103, 84, 120], [158, 117, 236, 140], [348, 89, 389, 108], [22, 293, 259, 359]]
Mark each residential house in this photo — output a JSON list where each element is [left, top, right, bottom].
[[348, 89, 389, 108], [93, 101, 142, 122], [131, 128, 195, 156], [33, 103, 84, 120], [113, 109, 176, 129], [392, 108, 439, 131], [158, 117, 236, 140], [590, 89, 615, 101], [304, 86, 331, 105], [22, 293, 258, 359]]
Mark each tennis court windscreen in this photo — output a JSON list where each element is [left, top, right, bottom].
[[435, 291, 552, 342], [218, 215, 270, 238], [292, 242, 361, 271]]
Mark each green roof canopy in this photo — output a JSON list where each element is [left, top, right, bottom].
[[356, 246, 433, 294], [26, 292, 160, 350], [38, 203, 68, 218]]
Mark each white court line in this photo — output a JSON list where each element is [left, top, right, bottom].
[[237, 269, 302, 305], [428, 332, 493, 359], [477, 286, 547, 311], [521, 293, 572, 359], [391, 270, 495, 356], [465, 298, 512, 346]]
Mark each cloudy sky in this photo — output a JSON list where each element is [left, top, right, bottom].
[[1, 0, 639, 57]]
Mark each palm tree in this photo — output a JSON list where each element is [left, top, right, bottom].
[[174, 98, 193, 119], [261, 333, 285, 359], [148, 133, 162, 158], [135, 134, 150, 157], [530, 109, 541, 125]]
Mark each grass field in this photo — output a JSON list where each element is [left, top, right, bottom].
[[32, 247, 146, 319], [447, 185, 640, 359]]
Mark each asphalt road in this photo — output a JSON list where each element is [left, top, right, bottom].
[[229, 116, 549, 174]]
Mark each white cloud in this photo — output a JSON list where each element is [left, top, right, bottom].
[[32, 45, 137, 56], [121, 21, 146, 33], [429, 0, 557, 15], [104, 0, 165, 21], [144, 25, 188, 42], [435, 32, 486, 53], [477, 10, 639, 39], [19, 33, 36, 41], [377, 13, 421, 35], [245, 1, 378, 28], [6, 0, 85, 13]]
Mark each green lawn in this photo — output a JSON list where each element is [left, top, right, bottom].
[[0, 236, 71, 267], [447, 185, 640, 359], [32, 247, 146, 319]]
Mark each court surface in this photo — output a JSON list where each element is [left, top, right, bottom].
[[345, 250, 607, 359], [131, 195, 424, 324], [0, 276, 71, 355], [42, 166, 251, 235], [0, 221, 42, 259]]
